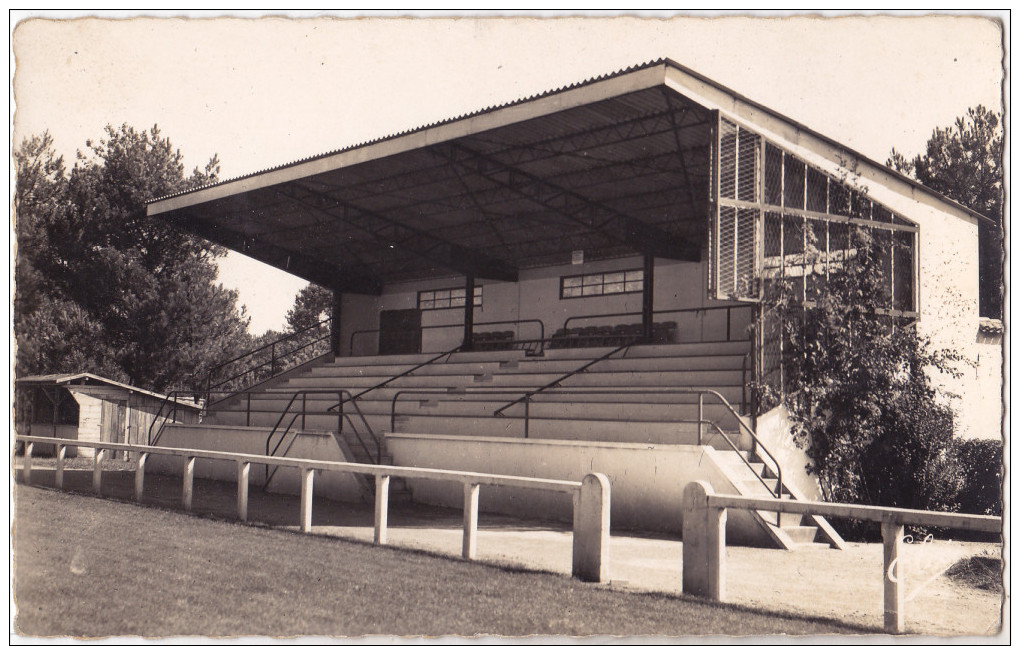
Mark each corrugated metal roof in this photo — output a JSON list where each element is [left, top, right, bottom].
[[146, 57, 992, 227]]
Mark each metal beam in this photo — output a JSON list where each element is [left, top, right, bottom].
[[279, 182, 518, 283], [434, 142, 700, 262], [162, 211, 383, 295]]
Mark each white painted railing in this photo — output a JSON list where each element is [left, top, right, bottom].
[[681, 481, 1002, 634], [15, 436, 611, 582]]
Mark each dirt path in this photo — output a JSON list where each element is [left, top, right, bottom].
[[13, 464, 1004, 636]]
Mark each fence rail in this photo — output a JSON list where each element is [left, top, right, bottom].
[[15, 435, 611, 582], [681, 481, 1002, 634]]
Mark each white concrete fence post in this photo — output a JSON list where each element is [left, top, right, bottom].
[[572, 472, 611, 583], [300, 468, 315, 532], [55, 444, 66, 490], [681, 480, 727, 601], [182, 456, 196, 511], [135, 452, 148, 501], [22, 442, 33, 485], [93, 449, 106, 495], [375, 475, 390, 545], [462, 482, 480, 559], [237, 462, 250, 521], [882, 520, 905, 634]]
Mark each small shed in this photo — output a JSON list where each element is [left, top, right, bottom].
[[14, 373, 203, 457]]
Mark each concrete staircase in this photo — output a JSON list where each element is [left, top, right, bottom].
[[156, 340, 841, 549]]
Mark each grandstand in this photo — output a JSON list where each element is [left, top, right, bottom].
[[142, 59, 996, 548]]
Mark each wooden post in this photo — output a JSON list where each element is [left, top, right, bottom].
[[681, 481, 727, 601], [93, 449, 106, 495], [135, 453, 147, 501], [462, 482, 480, 559], [375, 475, 391, 545], [182, 456, 195, 511], [22, 442, 33, 485], [55, 444, 66, 490], [882, 521, 905, 634], [572, 473, 611, 582], [237, 462, 250, 521], [300, 468, 315, 532]]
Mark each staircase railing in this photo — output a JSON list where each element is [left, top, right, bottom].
[[323, 348, 460, 416], [146, 389, 267, 446], [264, 388, 381, 488], [491, 343, 636, 434], [205, 316, 333, 400], [392, 385, 783, 503]]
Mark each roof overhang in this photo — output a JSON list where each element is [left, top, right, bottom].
[[148, 59, 990, 293]]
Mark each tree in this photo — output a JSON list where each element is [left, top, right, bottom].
[[888, 105, 1004, 318], [285, 283, 333, 332], [757, 225, 963, 528], [14, 125, 256, 392]]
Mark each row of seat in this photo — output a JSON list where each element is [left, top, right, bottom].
[[548, 321, 678, 348]]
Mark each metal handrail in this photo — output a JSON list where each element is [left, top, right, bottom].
[[264, 388, 382, 487], [561, 303, 754, 342], [146, 389, 263, 446], [324, 348, 459, 414], [491, 343, 636, 424], [206, 316, 332, 395], [349, 318, 546, 356], [390, 384, 783, 503]]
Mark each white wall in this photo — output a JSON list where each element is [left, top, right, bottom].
[[148, 424, 368, 502], [387, 433, 774, 545], [338, 255, 752, 355]]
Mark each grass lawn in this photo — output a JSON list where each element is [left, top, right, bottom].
[[12, 485, 873, 638]]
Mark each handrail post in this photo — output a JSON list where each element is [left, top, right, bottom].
[[135, 452, 148, 501], [55, 444, 66, 489], [681, 481, 726, 601], [271, 343, 277, 375], [237, 461, 250, 521], [301, 393, 307, 432], [375, 474, 391, 545], [300, 468, 315, 532], [462, 482, 480, 559], [182, 456, 196, 511], [246, 392, 252, 427], [21, 442, 33, 484], [93, 449, 106, 495], [882, 521, 905, 634], [572, 473, 610, 582]]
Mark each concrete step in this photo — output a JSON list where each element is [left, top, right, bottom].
[[333, 350, 525, 367], [395, 398, 740, 426], [391, 414, 741, 447], [481, 370, 746, 389], [779, 525, 821, 544], [513, 353, 750, 374]]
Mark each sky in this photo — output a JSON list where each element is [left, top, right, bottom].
[[11, 10, 1007, 334]]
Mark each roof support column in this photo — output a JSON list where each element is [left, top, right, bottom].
[[642, 254, 655, 344], [329, 291, 343, 356], [461, 274, 475, 352]]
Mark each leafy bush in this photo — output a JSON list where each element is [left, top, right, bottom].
[[955, 439, 1003, 516], [755, 223, 966, 537]]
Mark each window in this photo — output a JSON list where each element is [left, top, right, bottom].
[[418, 286, 482, 310], [560, 270, 643, 299]]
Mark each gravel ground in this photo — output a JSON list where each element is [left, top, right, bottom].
[[12, 461, 1005, 636]]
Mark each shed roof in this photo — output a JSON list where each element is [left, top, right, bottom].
[[148, 58, 990, 292], [15, 373, 204, 409]]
